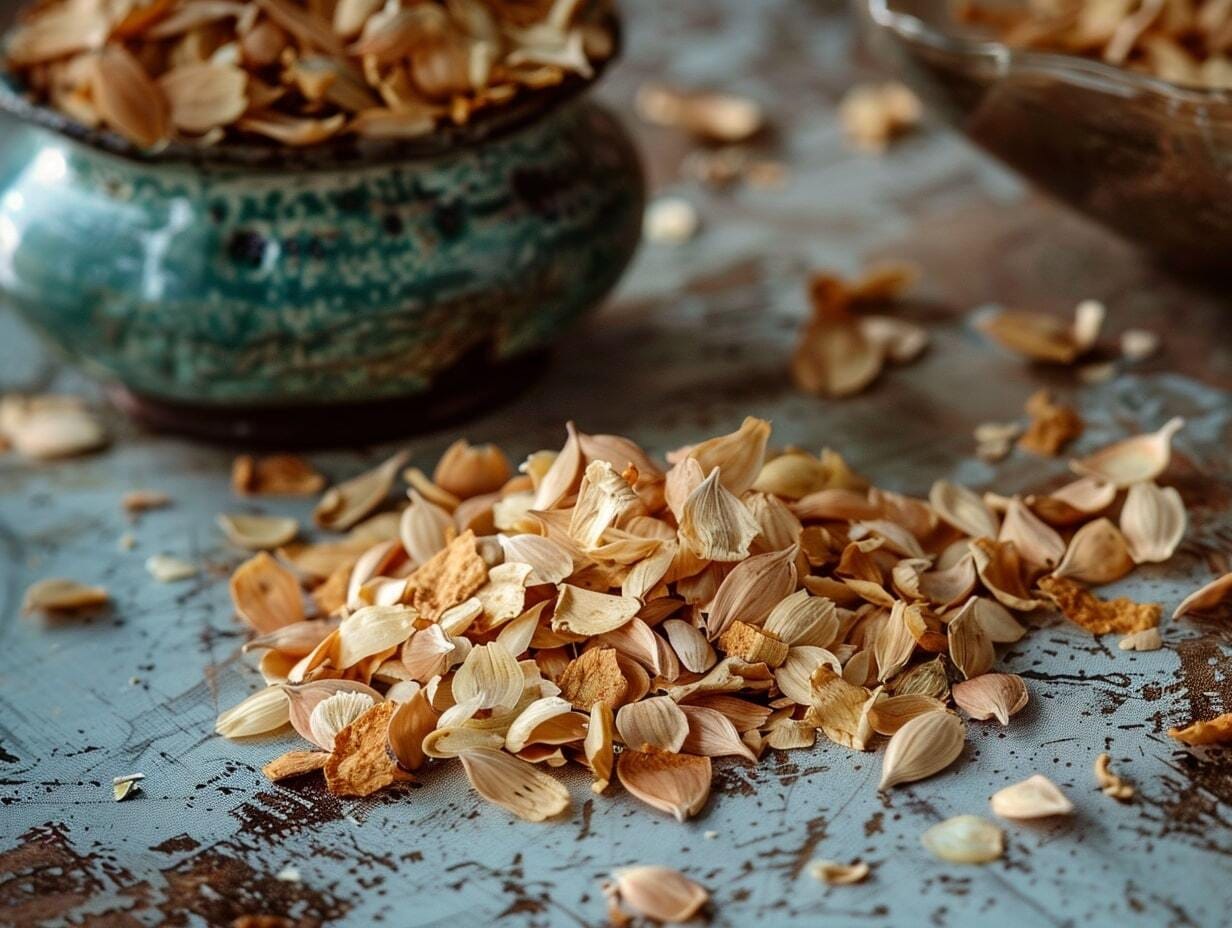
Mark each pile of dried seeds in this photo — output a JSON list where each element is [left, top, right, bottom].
[[2, 0, 613, 147], [203, 413, 1207, 824], [955, 0, 1232, 89]]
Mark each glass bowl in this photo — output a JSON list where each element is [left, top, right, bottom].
[[858, 0, 1232, 271]]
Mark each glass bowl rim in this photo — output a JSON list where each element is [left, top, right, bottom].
[[865, 0, 1232, 108]]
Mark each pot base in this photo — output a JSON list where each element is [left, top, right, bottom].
[[107, 348, 550, 448]]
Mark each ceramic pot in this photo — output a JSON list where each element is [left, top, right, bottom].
[[0, 67, 644, 440]]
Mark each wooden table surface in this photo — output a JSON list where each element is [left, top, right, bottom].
[[2, 0, 1231, 926]]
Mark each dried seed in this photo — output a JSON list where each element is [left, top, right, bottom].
[[807, 859, 871, 885], [990, 774, 1073, 819], [921, 815, 1003, 864], [218, 513, 299, 550], [22, 577, 108, 613], [145, 554, 198, 583], [947, 598, 994, 679], [215, 685, 291, 738], [611, 866, 708, 923], [929, 480, 999, 539], [314, 451, 408, 531]]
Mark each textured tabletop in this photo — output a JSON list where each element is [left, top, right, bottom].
[[2, 0, 1232, 926]]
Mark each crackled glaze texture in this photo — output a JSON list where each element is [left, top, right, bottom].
[[0, 99, 643, 405]]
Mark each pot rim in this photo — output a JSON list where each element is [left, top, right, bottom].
[[0, 15, 619, 169]]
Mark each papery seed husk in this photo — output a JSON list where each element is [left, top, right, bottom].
[[990, 774, 1073, 819], [336, 604, 417, 669], [499, 532, 574, 585], [777, 645, 842, 705], [878, 710, 965, 790], [1118, 627, 1162, 651], [873, 600, 918, 682], [551, 584, 640, 636], [1169, 712, 1232, 746], [570, 460, 642, 548], [218, 512, 299, 550], [616, 748, 711, 821], [999, 498, 1066, 570], [158, 62, 247, 133], [399, 491, 453, 565], [978, 309, 1082, 363], [809, 665, 873, 750], [663, 618, 718, 673], [215, 685, 290, 737], [705, 545, 799, 639], [866, 692, 947, 736], [922, 815, 1004, 864], [679, 704, 758, 761], [947, 597, 994, 679], [92, 45, 170, 147], [1120, 481, 1186, 564], [505, 696, 584, 753], [612, 866, 709, 923], [452, 641, 524, 711], [1094, 752, 1134, 801], [1052, 518, 1134, 584], [308, 690, 375, 750], [314, 451, 408, 531], [388, 688, 436, 771], [951, 673, 1028, 725], [792, 317, 885, 398]]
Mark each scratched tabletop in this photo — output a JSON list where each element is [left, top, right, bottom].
[[3, 0, 1232, 926]]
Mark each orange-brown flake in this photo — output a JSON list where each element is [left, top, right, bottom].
[[261, 749, 330, 782], [1037, 575, 1161, 635], [232, 454, 325, 496], [401, 529, 488, 622], [1168, 712, 1232, 746], [323, 701, 398, 797], [557, 648, 629, 710], [1018, 390, 1084, 456], [718, 621, 789, 668]]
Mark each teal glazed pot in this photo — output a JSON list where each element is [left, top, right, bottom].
[[0, 55, 643, 442]]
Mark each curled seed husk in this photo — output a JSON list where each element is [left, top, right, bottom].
[[612, 866, 709, 923], [232, 454, 325, 496], [878, 710, 965, 790], [890, 656, 949, 700], [807, 859, 871, 885], [792, 317, 885, 398], [22, 578, 109, 613], [504, 696, 586, 753], [335, 604, 417, 669], [570, 460, 642, 548], [1070, 417, 1184, 487], [218, 513, 299, 550], [753, 452, 830, 500], [1120, 481, 1186, 564], [990, 774, 1073, 819], [307, 690, 375, 750], [616, 748, 711, 821], [1173, 572, 1232, 619], [778, 646, 842, 705], [951, 673, 1028, 725], [1094, 753, 1134, 801], [1031, 476, 1117, 526], [388, 688, 436, 772], [1052, 518, 1134, 584], [809, 665, 873, 750], [499, 532, 573, 585], [977, 309, 1085, 364], [922, 815, 1004, 864], [314, 451, 408, 531], [764, 589, 839, 648], [399, 491, 453, 565]]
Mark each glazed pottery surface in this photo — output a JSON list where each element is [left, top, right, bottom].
[[0, 96, 644, 407]]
